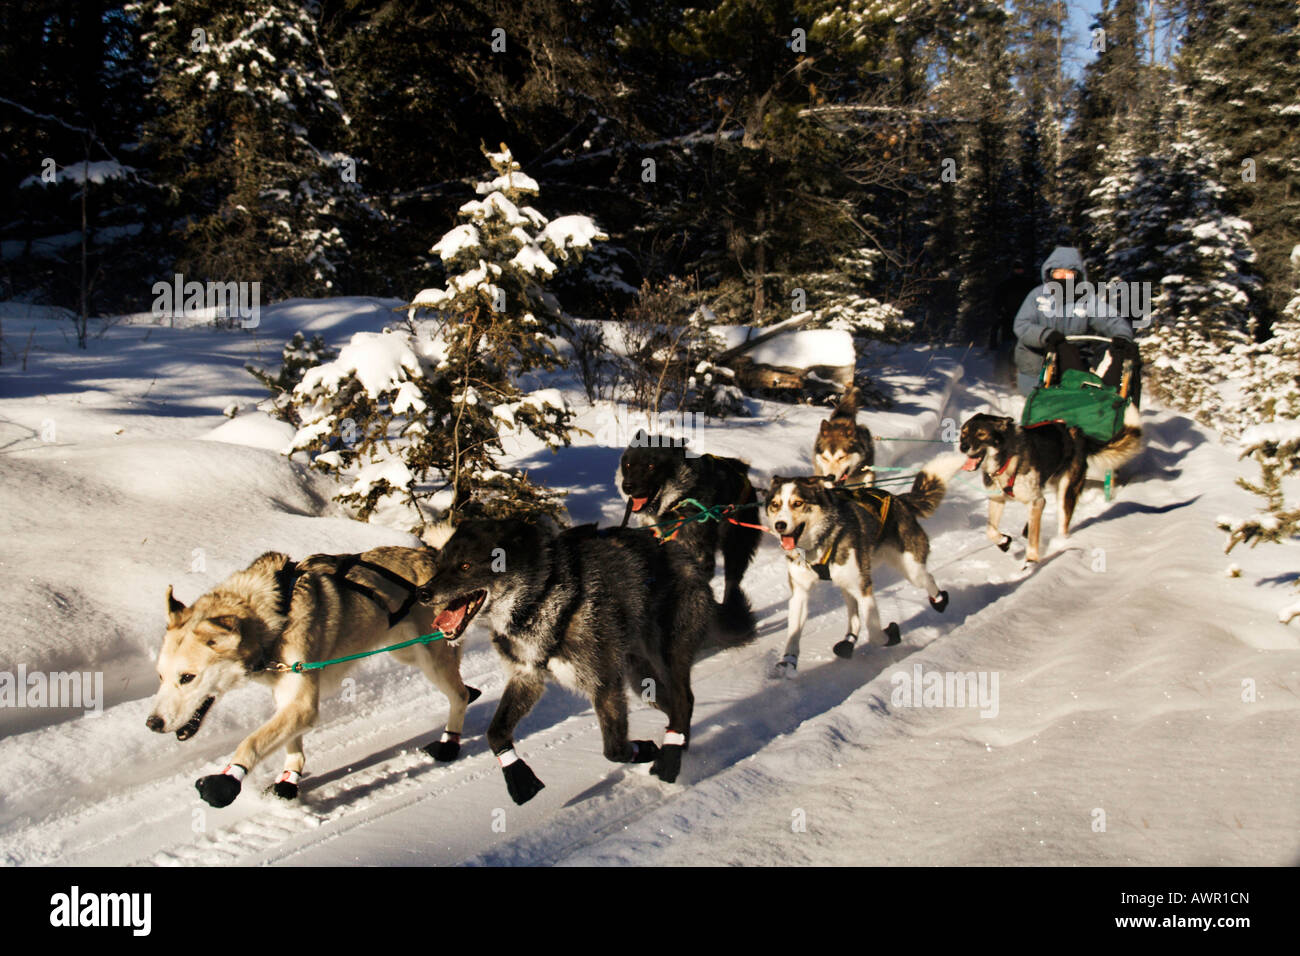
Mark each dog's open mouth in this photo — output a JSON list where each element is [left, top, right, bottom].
[[176, 696, 214, 741], [779, 523, 805, 552], [961, 451, 985, 471], [433, 589, 488, 639], [630, 496, 649, 513]]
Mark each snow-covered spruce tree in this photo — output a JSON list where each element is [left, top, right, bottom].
[[1135, 128, 1261, 433], [797, 246, 909, 339], [1239, 249, 1300, 426], [246, 332, 337, 424], [1219, 257, 1300, 623], [1217, 418, 1300, 624], [131, 0, 365, 297], [287, 145, 605, 528]]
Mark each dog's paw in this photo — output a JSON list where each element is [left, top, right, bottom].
[[772, 654, 799, 678], [466, 685, 482, 704], [650, 744, 683, 783], [195, 770, 242, 808], [271, 780, 299, 800], [630, 740, 660, 764], [426, 738, 460, 762], [883, 622, 902, 646], [832, 636, 857, 659], [997, 534, 1013, 552], [501, 757, 545, 805], [930, 590, 949, 613]]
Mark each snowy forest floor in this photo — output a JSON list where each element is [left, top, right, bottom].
[[0, 298, 1297, 866]]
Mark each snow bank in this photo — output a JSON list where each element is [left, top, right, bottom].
[[201, 413, 296, 450]]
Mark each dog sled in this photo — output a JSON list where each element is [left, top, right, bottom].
[[1022, 334, 1140, 500]]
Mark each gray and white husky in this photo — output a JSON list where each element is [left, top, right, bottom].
[[419, 519, 756, 805], [147, 545, 478, 808], [764, 453, 966, 677]]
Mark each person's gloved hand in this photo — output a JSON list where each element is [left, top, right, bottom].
[[1044, 330, 1065, 349]]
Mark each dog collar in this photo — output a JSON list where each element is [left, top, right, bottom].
[[994, 457, 1018, 497]]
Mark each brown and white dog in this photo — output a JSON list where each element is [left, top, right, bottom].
[[813, 386, 875, 485], [146, 545, 478, 808], [764, 453, 966, 677], [958, 410, 1141, 563]]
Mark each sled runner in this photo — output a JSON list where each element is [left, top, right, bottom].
[[1022, 334, 1140, 500]]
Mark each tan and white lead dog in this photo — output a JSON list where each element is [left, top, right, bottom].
[[147, 543, 480, 807]]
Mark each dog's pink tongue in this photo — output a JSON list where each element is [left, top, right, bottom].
[[780, 535, 798, 551], [434, 606, 465, 633], [631, 497, 648, 512], [961, 457, 980, 471]]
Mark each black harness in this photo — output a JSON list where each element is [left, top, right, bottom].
[[274, 555, 428, 629]]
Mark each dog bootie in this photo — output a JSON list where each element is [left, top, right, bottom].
[[196, 764, 245, 808], [497, 749, 545, 805], [426, 730, 461, 762], [930, 590, 949, 613], [466, 686, 482, 704], [997, 533, 1012, 552], [630, 740, 660, 763], [271, 770, 300, 800], [832, 635, 858, 659], [650, 732, 685, 783], [884, 623, 902, 646]]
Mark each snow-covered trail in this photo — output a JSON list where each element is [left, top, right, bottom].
[[0, 308, 1294, 868]]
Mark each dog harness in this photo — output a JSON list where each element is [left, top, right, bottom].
[[273, 555, 428, 629]]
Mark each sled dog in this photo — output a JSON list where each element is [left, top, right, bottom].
[[813, 386, 875, 485], [617, 430, 760, 625], [958, 409, 1142, 563], [764, 453, 966, 676], [419, 519, 756, 805], [147, 545, 478, 808]]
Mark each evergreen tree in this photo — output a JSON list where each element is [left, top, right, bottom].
[[132, 0, 366, 298], [287, 146, 604, 528], [1134, 125, 1261, 431], [1178, 0, 1300, 328]]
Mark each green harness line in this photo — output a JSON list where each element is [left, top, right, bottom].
[[263, 629, 449, 674]]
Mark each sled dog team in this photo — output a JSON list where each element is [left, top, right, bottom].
[[150, 388, 1141, 808]]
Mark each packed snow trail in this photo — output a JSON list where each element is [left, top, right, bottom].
[[1, 305, 1296, 865]]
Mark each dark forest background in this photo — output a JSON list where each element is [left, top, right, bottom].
[[1, 1, 1296, 348]]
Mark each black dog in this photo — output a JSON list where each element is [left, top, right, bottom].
[[420, 520, 757, 805], [616, 430, 759, 632]]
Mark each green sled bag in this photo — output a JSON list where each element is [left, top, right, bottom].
[[1022, 368, 1129, 443]]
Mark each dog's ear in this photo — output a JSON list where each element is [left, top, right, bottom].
[[819, 420, 831, 435], [198, 615, 242, 653], [166, 585, 187, 628]]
